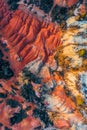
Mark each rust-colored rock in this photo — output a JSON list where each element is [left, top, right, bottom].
[[54, 119, 70, 129], [52, 86, 76, 111], [0, 0, 62, 74], [0, 1, 85, 130], [54, 0, 79, 7]]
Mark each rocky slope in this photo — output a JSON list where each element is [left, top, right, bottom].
[[0, 0, 62, 74], [0, 0, 87, 130]]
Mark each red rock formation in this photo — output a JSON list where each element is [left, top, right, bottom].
[[54, 0, 79, 7], [52, 86, 76, 111], [0, 0, 12, 28], [46, 85, 84, 128], [0, 0, 62, 74], [12, 116, 41, 130], [0, 2, 62, 128], [0, 1, 85, 130], [54, 119, 70, 129], [0, 81, 40, 130]]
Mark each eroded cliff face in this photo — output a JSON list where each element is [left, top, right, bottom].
[[0, 0, 87, 130], [0, 0, 62, 74]]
